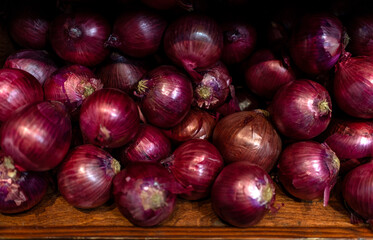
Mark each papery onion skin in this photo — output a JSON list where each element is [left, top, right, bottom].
[[137, 65, 193, 129], [211, 161, 276, 227], [0, 152, 48, 214], [0, 68, 43, 122], [347, 15, 373, 57], [278, 141, 340, 206], [162, 139, 224, 200], [113, 163, 179, 227], [80, 88, 140, 148], [119, 124, 171, 166], [44, 65, 103, 114], [289, 13, 345, 75], [50, 11, 110, 66], [0, 101, 72, 171], [57, 144, 120, 209], [334, 55, 373, 119], [163, 14, 223, 81], [4, 49, 58, 85], [212, 110, 282, 172], [270, 79, 332, 140]]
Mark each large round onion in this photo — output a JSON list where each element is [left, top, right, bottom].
[[0, 68, 43, 122], [0, 101, 72, 171], [58, 144, 120, 209], [212, 110, 282, 172], [162, 139, 224, 200], [278, 141, 340, 206], [80, 88, 140, 148], [211, 161, 276, 227]]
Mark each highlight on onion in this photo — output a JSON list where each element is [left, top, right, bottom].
[[57, 144, 121, 209], [277, 141, 340, 206], [212, 110, 282, 172], [79, 88, 140, 148], [211, 161, 276, 227], [0, 68, 43, 122], [270, 79, 332, 140], [0, 101, 72, 171], [0, 152, 48, 214], [162, 139, 224, 200]]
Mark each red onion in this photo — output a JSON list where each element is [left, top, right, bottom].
[[136, 65, 193, 128], [4, 49, 58, 85], [0, 101, 72, 171], [79, 88, 140, 148], [96, 52, 147, 94], [193, 61, 232, 109], [347, 15, 373, 57], [278, 141, 340, 206], [245, 49, 276, 67], [107, 9, 167, 58], [0, 68, 43, 122], [162, 108, 217, 143], [212, 110, 282, 172], [57, 144, 120, 209], [220, 19, 257, 65], [289, 13, 346, 75], [270, 79, 332, 140], [0, 152, 48, 214], [334, 54, 373, 119], [50, 11, 110, 66], [342, 161, 373, 224], [44, 65, 103, 114], [113, 163, 183, 227], [211, 161, 276, 227], [118, 124, 171, 165], [163, 14, 223, 81], [339, 157, 371, 176]]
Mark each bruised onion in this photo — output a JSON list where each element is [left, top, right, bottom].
[[270, 79, 332, 140], [44, 65, 103, 114], [0, 101, 72, 171], [211, 161, 276, 227], [79, 88, 140, 148], [278, 141, 340, 206], [0, 68, 43, 122], [57, 144, 120, 209], [4, 49, 58, 85], [213, 110, 282, 172], [136, 65, 193, 128], [162, 139, 224, 200]]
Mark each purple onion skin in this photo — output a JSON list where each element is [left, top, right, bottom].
[[0, 152, 48, 214], [137, 65, 193, 129], [119, 124, 171, 165], [162, 139, 224, 200], [58, 144, 120, 209], [211, 162, 276, 227], [278, 141, 340, 206], [44, 65, 103, 114], [347, 15, 373, 57], [80, 88, 140, 148], [270, 79, 332, 140], [0, 101, 72, 172], [0, 68, 44, 122], [113, 163, 178, 227], [163, 14, 223, 81], [289, 13, 345, 75], [334, 55, 373, 119], [50, 11, 110, 66], [109, 9, 167, 58], [4, 49, 58, 85]]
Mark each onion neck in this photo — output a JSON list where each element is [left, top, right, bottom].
[[259, 183, 274, 206], [318, 100, 331, 115], [140, 186, 166, 211], [1, 156, 17, 179], [111, 159, 121, 175], [196, 85, 212, 100], [68, 27, 82, 39], [136, 79, 149, 96]]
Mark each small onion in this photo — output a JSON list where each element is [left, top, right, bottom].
[[162, 139, 224, 200], [57, 144, 121, 209], [80, 88, 140, 148], [0, 68, 43, 122], [212, 110, 282, 172], [211, 161, 276, 227], [0, 101, 72, 171], [278, 141, 340, 206]]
